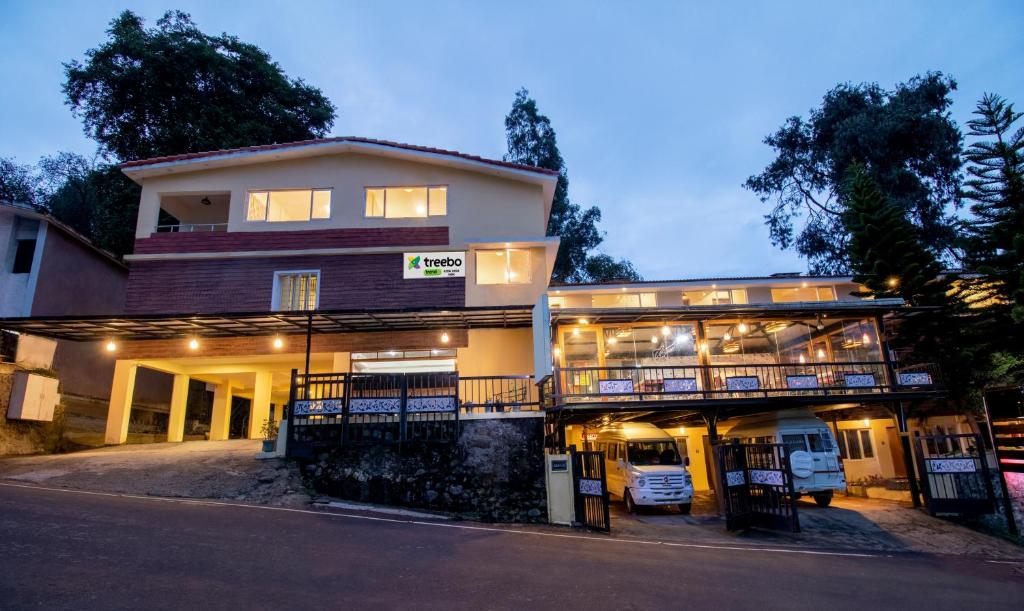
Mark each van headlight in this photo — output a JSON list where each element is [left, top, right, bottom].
[[637, 477, 647, 488]]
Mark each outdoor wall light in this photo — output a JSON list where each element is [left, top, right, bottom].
[[724, 332, 732, 341], [440, 332, 450, 344], [816, 348, 826, 359], [577, 318, 589, 325], [661, 325, 671, 336], [737, 322, 748, 334], [607, 337, 617, 345], [188, 338, 200, 350], [552, 346, 561, 357], [799, 354, 806, 364], [105, 340, 117, 352], [273, 336, 284, 349], [862, 419, 871, 427], [887, 277, 899, 288], [650, 335, 658, 344]]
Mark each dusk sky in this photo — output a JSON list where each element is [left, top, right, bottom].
[[2, 1, 1022, 279]]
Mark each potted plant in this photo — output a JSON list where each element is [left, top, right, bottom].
[[260, 417, 279, 453]]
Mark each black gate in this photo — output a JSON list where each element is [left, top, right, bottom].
[[913, 433, 996, 516], [571, 449, 610, 533], [715, 440, 800, 532]]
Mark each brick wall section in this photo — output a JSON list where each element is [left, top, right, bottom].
[[124, 252, 465, 314], [115, 329, 468, 360], [133, 226, 449, 255]]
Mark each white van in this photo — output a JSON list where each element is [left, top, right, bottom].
[[725, 409, 846, 507], [594, 423, 694, 514]]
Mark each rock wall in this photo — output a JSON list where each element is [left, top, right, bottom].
[[306, 417, 547, 523]]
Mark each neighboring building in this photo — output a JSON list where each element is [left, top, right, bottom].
[[0, 201, 132, 446]]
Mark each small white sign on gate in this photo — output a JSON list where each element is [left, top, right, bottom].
[[748, 469, 785, 486], [928, 458, 977, 473], [578, 478, 603, 496]]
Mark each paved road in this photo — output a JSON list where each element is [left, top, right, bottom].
[[1, 483, 1021, 610]]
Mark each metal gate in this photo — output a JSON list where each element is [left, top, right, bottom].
[[715, 440, 800, 532], [571, 449, 610, 533], [913, 433, 996, 516]]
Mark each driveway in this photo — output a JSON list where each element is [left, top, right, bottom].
[[610, 492, 1024, 560], [0, 440, 309, 506]]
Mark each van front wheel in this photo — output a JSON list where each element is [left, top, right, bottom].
[[624, 490, 637, 514], [677, 503, 692, 515], [812, 492, 833, 507]]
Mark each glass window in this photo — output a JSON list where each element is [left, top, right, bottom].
[[364, 186, 448, 218], [548, 296, 565, 308], [428, 187, 447, 215], [274, 271, 319, 311], [682, 288, 748, 305], [770, 286, 838, 303], [859, 429, 874, 458], [312, 190, 331, 219], [602, 324, 697, 368], [591, 292, 657, 308], [247, 189, 332, 222], [782, 434, 808, 454], [365, 188, 385, 217], [475, 249, 531, 285], [626, 441, 682, 466], [560, 328, 599, 368], [841, 429, 864, 460], [808, 433, 833, 452], [247, 191, 268, 221]]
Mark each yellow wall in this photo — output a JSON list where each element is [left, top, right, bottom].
[[456, 328, 534, 376]]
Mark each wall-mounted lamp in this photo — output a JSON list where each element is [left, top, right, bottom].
[[188, 338, 200, 350], [105, 340, 117, 352], [273, 336, 284, 349], [440, 332, 450, 344]]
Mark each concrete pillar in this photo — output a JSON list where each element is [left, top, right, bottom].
[[332, 352, 350, 373], [167, 374, 190, 442], [104, 360, 138, 445], [248, 371, 273, 439], [209, 382, 234, 441]]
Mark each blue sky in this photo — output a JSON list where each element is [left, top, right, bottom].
[[2, 1, 1022, 279]]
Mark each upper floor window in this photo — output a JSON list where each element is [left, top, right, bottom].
[[247, 189, 332, 223], [591, 292, 657, 308], [476, 249, 530, 285], [365, 186, 447, 218], [771, 286, 837, 303], [273, 271, 319, 311], [682, 289, 747, 306], [11, 239, 36, 274]]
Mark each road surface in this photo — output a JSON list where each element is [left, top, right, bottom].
[[0, 483, 1021, 610]]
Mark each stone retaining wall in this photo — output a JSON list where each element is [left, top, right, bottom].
[[305, 417, 547, 523]]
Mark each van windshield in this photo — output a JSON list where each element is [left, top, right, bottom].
[[626, 441, 682, 466]]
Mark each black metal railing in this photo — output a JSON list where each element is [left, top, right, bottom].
[[551, 361, 940, 404], [459, 375, 539, 413], [286, 371, 537, 457]]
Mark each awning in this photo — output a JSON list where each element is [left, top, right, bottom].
[[0, 306, 534, 342]]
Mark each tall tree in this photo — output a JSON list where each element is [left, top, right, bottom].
[[504, 88, 638, 283], [745, 73, 963, 273], [64, 10, 336, 162], [0, 157, 40, 204], [962, 93, 1024, 324]]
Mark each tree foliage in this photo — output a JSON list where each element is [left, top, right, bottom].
[[0, 158, 39, 203], [504, 88, 639, 283], [962, 93, 1024, 324], [64, 10, 336, 162], [745, 73, 963, 273]]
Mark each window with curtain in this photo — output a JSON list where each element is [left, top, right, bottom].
[[247, 189, 332, 222], [476, 249, 531, 284], [364, 186, 447, 218]]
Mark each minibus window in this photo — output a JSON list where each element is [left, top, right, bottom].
[[782, 434, 808, 454], [626, 441, 683, 466], [807, 433, 833, 452]]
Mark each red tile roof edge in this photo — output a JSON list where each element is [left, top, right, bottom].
[[119, 136, 560, 177]]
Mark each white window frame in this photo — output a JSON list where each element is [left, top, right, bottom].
[[364, 185, 448, 219], [245, 189, 333, 223], [770, 285, 838, 303], [272, 270, 321, 311], [475, 248, 531, 285]]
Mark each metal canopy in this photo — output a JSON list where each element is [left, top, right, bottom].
[[0, 306, 534, 342]]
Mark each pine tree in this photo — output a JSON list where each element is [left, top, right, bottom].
[[842, 163, 944, 303], [963, 93, 1024, 324]]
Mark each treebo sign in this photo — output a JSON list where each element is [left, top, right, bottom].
[[404, 251, 466, 279]]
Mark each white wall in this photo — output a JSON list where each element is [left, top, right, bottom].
[[134, 153, 548, 246]]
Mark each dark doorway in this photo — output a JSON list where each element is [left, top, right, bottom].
[[184, 381, 213, 440], [229, 396, 252, 439], [886, 427, 907, 477]]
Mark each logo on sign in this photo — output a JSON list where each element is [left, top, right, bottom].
[[403, 251, 466, 279]]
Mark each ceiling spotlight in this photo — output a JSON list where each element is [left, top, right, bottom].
[[105, 340, 117, 352], [440, 332, 450, 344], [188, 338, 199, 350], [737, 322, 748, 334], [273, 336, 284, 349], [661, 325, 671, 336]]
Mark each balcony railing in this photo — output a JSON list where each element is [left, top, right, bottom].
[[155, 223, 228, 233], [285, 371, 539, 456], [551, 362, 941, 404]]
